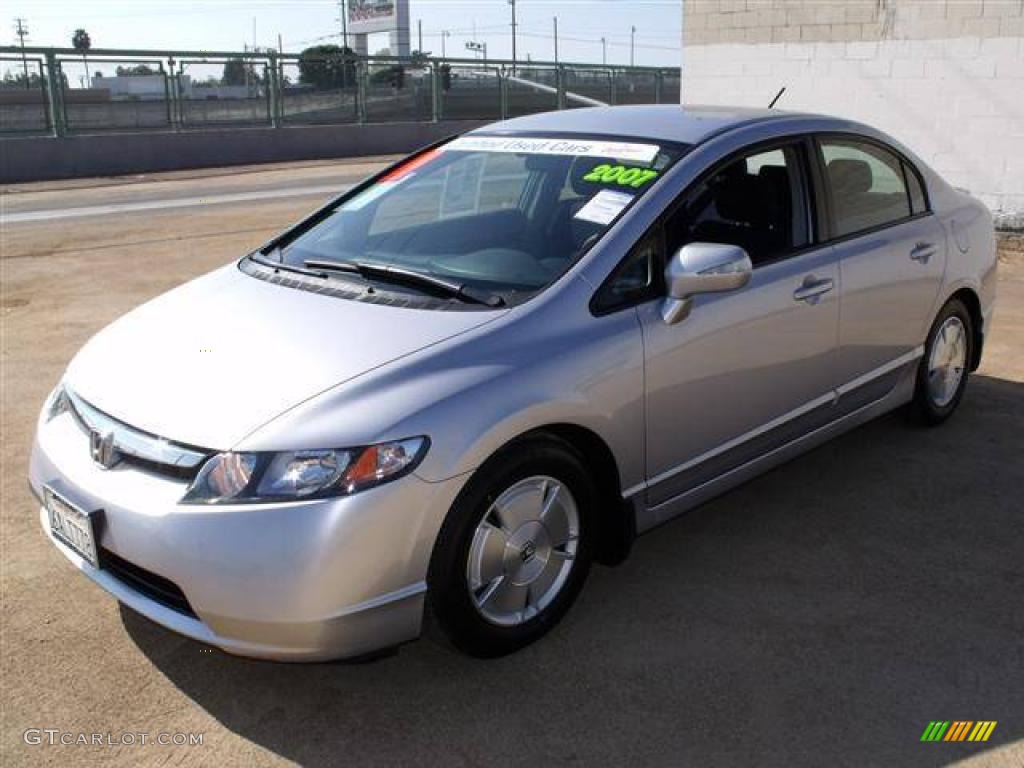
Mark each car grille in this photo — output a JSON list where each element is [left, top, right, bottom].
[[64, 390, 210, 481], [100, 548, 197, 618]]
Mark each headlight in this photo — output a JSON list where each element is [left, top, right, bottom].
[[181, 437, 428, 504], [45, 385, 70, 422]]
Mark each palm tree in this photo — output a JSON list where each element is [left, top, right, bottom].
[[72, 29, 92, 83]]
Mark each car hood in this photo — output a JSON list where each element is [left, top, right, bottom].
[[65, 263, 503, 450]]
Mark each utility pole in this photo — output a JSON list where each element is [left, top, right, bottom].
[[278, 32, 283, 54], [630, 25, 636, 67], [338, 0, 348, 50], [553, 17, 558, 64], [252, 15, 257, 93], [441, 30, 450, 58], [14, 17, 29, 87], [601, 37, 607, 66], [508, 0, 517, 74], [417, 19, 422, 52]]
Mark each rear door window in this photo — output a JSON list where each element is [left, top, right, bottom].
[[820, 139, 912, 237], [904, 161, 928, 215]]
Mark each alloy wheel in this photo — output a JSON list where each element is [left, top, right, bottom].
[[465, 475, 580, 627], [927, 316, 968, 408]]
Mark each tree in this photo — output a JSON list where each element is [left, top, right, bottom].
[[370, 64, 404, 89], [2, 70, 42, 89], [115, 64, 157, 77], [2, 69, 67, 89], [72, 29, 92, 82], [222, 58, 248, 86], [298, 45, 356, 89]]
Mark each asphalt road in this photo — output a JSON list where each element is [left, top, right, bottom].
[[0, 158, 397, 214], [1, 162, 1022, 768]]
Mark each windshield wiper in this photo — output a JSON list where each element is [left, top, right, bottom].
[[249, 251, 330, 279], [304, 258, 505, 308]]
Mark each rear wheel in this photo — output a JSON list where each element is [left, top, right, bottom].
[[428, 437, 594, 657], [909, 298, 973, 425]]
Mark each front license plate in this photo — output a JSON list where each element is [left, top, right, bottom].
[[44, 486, 100, 568]]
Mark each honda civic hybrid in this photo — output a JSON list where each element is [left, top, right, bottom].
[[30, 106, 997, 660]]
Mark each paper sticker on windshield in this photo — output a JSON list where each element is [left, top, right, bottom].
[[582, 164, 660, 189], [444, 136, 660, 165], [574, 189, 635, 226]]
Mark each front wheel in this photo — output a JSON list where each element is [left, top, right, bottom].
[[909, 298, 973, 425], [427, 437, 594, 657]]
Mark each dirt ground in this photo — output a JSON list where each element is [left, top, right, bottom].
[[1, 163, 1022, 767]]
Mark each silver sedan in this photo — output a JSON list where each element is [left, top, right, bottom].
[[29, 106, 997, 660]]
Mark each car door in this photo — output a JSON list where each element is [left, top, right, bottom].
[[815, 136, 946, 413], [633, 139, 841, 509]]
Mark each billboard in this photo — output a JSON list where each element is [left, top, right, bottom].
[[348, 0, 402, 35]]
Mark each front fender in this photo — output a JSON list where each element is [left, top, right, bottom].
[[238, 277, 648, 494]]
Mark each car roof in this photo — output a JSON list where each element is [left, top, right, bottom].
[[471, 104, 831, 146]]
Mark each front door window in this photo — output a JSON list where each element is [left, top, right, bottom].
[[666, 145, 810, 267]]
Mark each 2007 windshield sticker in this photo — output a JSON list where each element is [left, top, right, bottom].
[[582, 164, 659, 189]]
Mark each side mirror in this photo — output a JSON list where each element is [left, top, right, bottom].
[[661, 242, 752, 325]]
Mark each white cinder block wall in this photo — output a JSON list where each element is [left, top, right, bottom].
[[682, 0, 1024, 227]]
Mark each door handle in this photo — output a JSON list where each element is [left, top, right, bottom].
[[910, 242, 936, 263], [793, 277, 834, 304]]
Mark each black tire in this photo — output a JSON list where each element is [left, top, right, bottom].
[[908, 298, 973, 426], [427, 435, 595, 658]]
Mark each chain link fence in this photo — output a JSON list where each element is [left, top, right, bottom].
[[0, 46, 680, 137]]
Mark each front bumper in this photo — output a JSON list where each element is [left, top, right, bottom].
[[29, 411, 466, 661]]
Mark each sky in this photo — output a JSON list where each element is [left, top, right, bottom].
[[3, 0, 683, 70]]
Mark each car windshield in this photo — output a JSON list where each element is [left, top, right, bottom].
[[263, 134, 685, 305]]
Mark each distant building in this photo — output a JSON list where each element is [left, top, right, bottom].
[[682, 0, 1024, 225], [91, 74, 187, 100], [90, 74, 261, 101]]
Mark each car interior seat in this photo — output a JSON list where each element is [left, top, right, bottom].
[[690, 164, 787, 263], [826, 157, 908, 233]]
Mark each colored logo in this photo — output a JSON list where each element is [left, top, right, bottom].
[[582, 164, 660, 188], [921, 721, 997, 742]]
